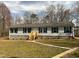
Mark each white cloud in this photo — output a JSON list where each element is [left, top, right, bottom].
[[21, 5, 47, 12], [3, 1, 49, 14], [3, 1, 75, 14]]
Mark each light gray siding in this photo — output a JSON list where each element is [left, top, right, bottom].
[[9, 27, 74, 39]]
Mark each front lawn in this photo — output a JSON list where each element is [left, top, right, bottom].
[[36, 39, 79, 58], [63, 49, 79, 58], [0, 40, 66, 58], [69, 49, 79, 58], [36, 39, 79, 48]]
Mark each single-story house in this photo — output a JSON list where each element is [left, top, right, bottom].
[[9, 21, 74, 39]]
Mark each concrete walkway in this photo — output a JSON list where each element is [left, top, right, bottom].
[[52, 47, 79, 58], [27, 40, 71, 49], [27, 40, 78, 58]]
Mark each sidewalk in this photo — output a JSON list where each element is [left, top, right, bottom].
[[28, 40, 71, 49], [52, 47, 79, 58]]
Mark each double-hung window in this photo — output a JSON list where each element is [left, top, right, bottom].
[[28, 28, 32, 33], [43, 27, 47, 33], [39, 27, 42, 33], [23, 28, 27, 33], [10, 28, 14, 33], [39, 27, 47, 33], [14, 28, 18, 33], [64, 27, 72, 33], [51, 27, 58, 33]]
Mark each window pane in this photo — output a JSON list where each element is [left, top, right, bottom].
[[39, 27, 42, 33], [10, 28, 13, 33], [51, 27, 58, 33], [64, 27, 72, 33], [23, 28, 27, 33], [38, 27, 47, 33], [14, 28, 18, 33], [43, 27, 47, 33], [28, 28, 31, 33]]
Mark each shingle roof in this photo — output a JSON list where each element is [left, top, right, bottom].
[[10, 22, 74, 28]]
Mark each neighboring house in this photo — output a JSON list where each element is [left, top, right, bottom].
[[9, 21, 74, 39], [74, 26, 79, 37], [71, 12, 79, 37]]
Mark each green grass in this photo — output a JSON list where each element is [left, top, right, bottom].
[[0, 40, 66, 58], [70, 49, 79, 58], [36, 39, 79, 58], [36, 39, 79, 48], [63, 49, 79, 58]]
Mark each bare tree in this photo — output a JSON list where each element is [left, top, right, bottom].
[[0, 2, 12, 36], [30, 13, 39, 24], [63, 9, 71, 22], [46, 4, 55, 22], [46, 4, 71, 22], [73, 1, 79, 26], [74, 1, 79, 12], [56, 4, 65, 22]]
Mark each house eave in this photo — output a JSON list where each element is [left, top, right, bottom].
[[9, 22, 74, 28]]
